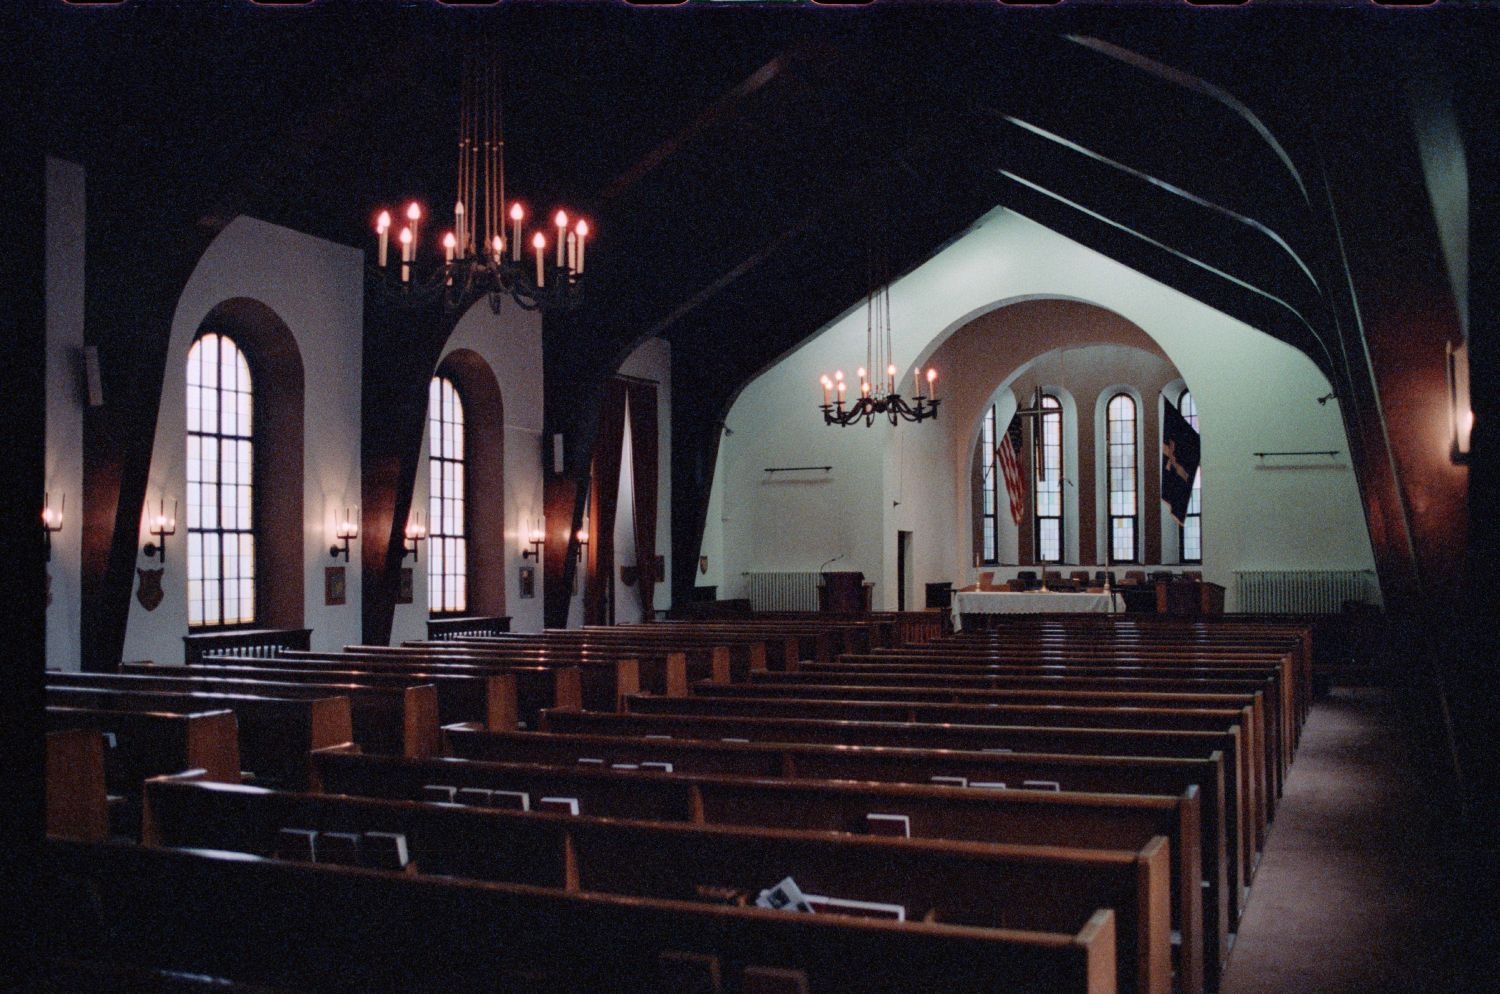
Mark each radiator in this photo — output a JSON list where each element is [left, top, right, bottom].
[[1233, 569, 1375, 614], [744, 571, 821, 612]]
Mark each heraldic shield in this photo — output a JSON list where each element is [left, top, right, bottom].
[[136, 567, 164, 611]]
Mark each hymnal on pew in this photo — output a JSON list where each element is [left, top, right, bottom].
[[755, 876, 814, 914]]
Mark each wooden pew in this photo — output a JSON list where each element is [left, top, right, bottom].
[[537, 707, 1255, 910], [47, 839, 1120, 994], [621, 693, 1265, 859], [47, 671, 438, 759], [143, 777, 1169, 994], [442, 723, 1235, 955], [316, 749, 1210, 994], [756, 667, 1288, 783], [44, 686, 352, 790], [696, 680, 1278, 811], [45, 705, 242, 786], [337, 644, 655, 708], [125, 660, 519, 732], [406, 637, 701, 692], [271, 650, 583, 725], [837, 648, 1299, 772], [45, 728, 109, 842], [21, 959, 310, 994]]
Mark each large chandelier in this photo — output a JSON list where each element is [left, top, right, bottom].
[[818, 252, 938, 427], [369, 49, 588, 314]]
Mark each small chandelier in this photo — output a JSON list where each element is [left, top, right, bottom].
[[369, 48, 589, 314], [818, 250, 938, 427]]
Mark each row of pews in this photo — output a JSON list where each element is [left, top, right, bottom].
[[38, 612, 1312, 994]]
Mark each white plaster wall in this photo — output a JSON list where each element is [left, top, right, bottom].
[[390, 298, 547, 642], [619, 336, 673, 618], [612, 400, 640, 624], [45, 157, 86, 671], [123, 217, 364, 662], [705, 207, 1376, 611]]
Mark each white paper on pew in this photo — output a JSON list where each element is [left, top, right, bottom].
[[865, 813, 911, 838], [721, 737, 750, 743], [458, 787, 494, 805], [611, 763, 640, 771], [318, 832, 362, 866], [422, 784, 457, 803], [929, 776, 968, 788], [275, 828, 318, 863], [102, 732, 117, 748], [577, 757, 605, 765], [641, 762, 674, 772], [643, 734, 673, 740], [970, 782, 1008, 790], [539, 796, 580, 815], [1023, 780, 1062, 792], [490, 790, 530, 811], [756, 876, 814, 913], [804, 894, 906, 922], [362, 831, 409, 868]]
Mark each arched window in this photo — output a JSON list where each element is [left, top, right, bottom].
[[1034, 393, 1063, 563], [429, 375, 468, 614], [1179, 389, 1202, 562], [1107, 394, 1139, 563], [187, 332, 255, 628], [979, 405, 1000, 564]]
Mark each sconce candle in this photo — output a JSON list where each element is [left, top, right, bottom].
[[522, 522, 545, 561], [403, 511, 427, 562], [42, 491, 64, 562], [143, 498, 178, 563], [330, 507, 360, 562]]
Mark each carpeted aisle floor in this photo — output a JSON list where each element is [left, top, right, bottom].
[[1219, 688, 1494, 994]]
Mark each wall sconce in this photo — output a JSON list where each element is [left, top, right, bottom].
[[142, 498, 178, 563], [41, 491, 64, 562], [402, 510, 427, 562], [1447, 339, 1472, 464], [329, 507, 359, 561], [573, 528, 589, 564], [522, 521, 545, 561]]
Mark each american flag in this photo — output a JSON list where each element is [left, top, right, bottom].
[[996, 413, 1026, 525]]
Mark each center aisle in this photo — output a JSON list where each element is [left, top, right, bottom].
[[1219, 688, 1490, 994]]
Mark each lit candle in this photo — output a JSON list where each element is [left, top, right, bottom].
[[554, 210, 568, 267], [926, 368, 938, 401], [510, 202, 524, 261], [533, 231, 546, 287], [820, 375, 831, 405], [887, 363, 897, 392], [376, 211, 390, 268], [492, 234, 504, 265], [837, 379, 847, 405], [454, 201, 466, 254], [406, 201, 422, 250], [914, 367, 922, 399], [399, 226, 413, 283], [443, 232, 456, 264], [575, 219, 588, 274], [566, 231, 577, 274]]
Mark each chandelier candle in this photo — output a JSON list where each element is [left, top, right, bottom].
[[576, 219, 588, 274], [555, 211, 568, 267], [511, 202, 523, 261], [400, 226, 413, 283], [376, 211, 390, 267], [533, 231, 545, 287], [455, 201, 466, 253]]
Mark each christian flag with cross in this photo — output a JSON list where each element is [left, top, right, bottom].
[[996, 412, 1026, 526], [1161, 395, 1201, 525]]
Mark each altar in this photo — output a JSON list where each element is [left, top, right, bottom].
[[951, 590, 1124, 631]]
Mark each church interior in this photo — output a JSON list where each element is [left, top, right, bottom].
[[3, 1, 1496, 991]]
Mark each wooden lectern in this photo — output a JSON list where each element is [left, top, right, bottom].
[[819, 571, 869, 613]]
